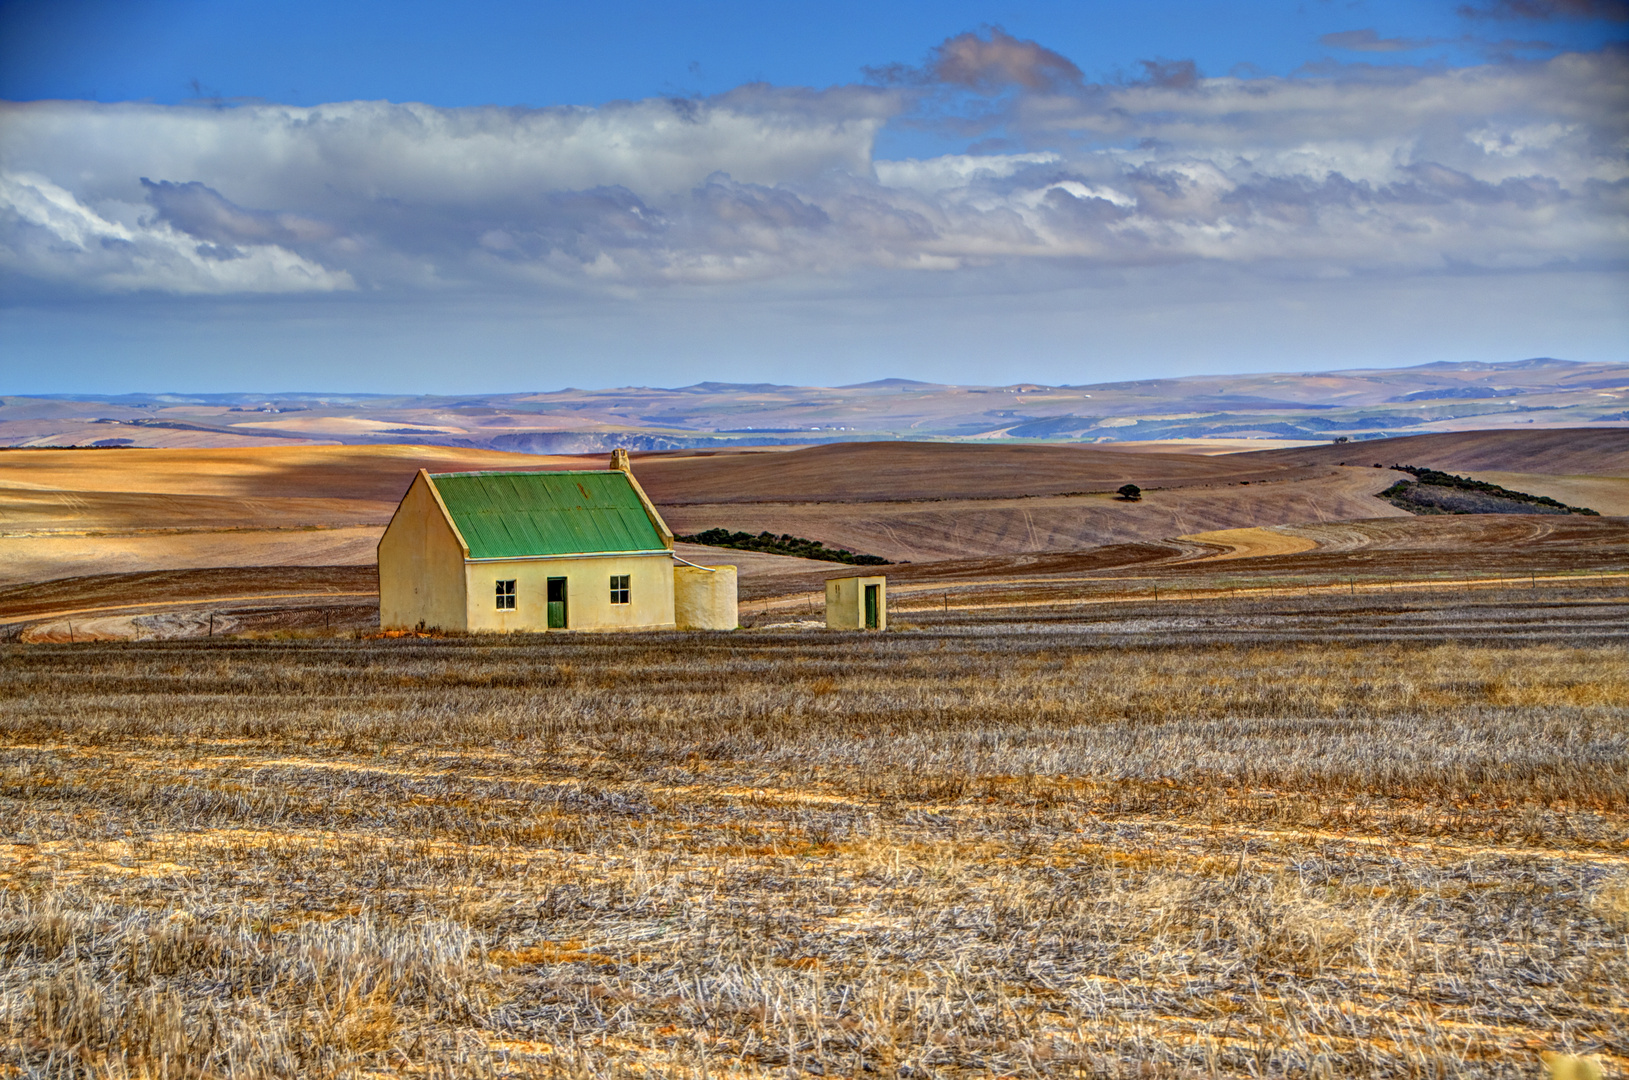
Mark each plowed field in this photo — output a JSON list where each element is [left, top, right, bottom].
[[2, 431, 1623, 634]]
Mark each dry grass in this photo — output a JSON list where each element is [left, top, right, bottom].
[[1, 626, 1625, 1078]]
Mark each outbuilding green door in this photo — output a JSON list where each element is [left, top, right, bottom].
[[547, 577, 568, 629], [864, 584, 879, 630]]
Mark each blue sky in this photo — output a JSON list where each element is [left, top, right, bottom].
[[1, 0, 1625, 392], [4, 0, 1620, 110]]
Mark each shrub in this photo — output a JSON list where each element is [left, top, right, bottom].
[[679, 528, 891, 564]]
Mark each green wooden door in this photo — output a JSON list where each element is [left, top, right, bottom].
[[547, 577, 568, 629], [864, 584, 879, 629]]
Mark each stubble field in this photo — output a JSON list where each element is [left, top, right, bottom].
[[3, 588, 1627, 1078]]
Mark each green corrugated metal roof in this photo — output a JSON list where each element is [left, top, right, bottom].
[[428, 470, 666, 560]]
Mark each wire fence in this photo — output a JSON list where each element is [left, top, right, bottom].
[[738, 570, 1629, 624]]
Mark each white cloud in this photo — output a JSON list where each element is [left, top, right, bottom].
[[1, 49, 1623, 296], [0, 172, 353, 294], [0, 88, 896, 207], [1467, 121, 1579, 156], [874, 152, 1060, 192]]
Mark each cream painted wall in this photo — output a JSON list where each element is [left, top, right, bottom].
[[825, 575, 887, 631], [464, 553, 676, 633], [378, 472, 469, 631]]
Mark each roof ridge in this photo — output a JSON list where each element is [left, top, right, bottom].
[[427, 468, 615, 478]]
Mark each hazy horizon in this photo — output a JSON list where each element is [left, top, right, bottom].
[[6, 354, 1621, 400]]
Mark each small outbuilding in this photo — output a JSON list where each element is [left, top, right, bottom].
[[378, 450, 736, 633], [825, 575, 886, 631]]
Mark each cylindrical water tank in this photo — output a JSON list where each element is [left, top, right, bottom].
[[674, 565, 738, 630]]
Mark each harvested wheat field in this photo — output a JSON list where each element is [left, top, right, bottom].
[[6, 432, 1624, 583], [3, 586, 1627, 1078], [1, 430, 1626, 1077], [1243, 429, 1629, 477], [0, 445, 573, 586], [1458, 473, 1629, 518]]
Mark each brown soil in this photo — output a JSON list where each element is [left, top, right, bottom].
[[629, 440, 1326, 504], [0, 565, 378, 621], [3, 432, 1624, 625], [0, 488, 397, 531], [1179, 527, 1320, 560], [0, 444, 576, 501], [0, 526, 384, 588], [1244, 427, 1629, 475], [1276, 513, 1629, 554], [730, 515, 1629, 606], [661, 467, 1406, 562], [0, 440, 1407, 581], [0, 445, 578, 586]]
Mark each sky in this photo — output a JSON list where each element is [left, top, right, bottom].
[[1, 0, 1626, 393]]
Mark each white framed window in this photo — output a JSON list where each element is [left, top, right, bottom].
[[609, 574, 631, 605], [496, 579, 516, 610]]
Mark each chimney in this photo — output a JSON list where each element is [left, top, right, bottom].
[[610, 448, 631, 474]]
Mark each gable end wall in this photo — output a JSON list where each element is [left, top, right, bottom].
[[378, 471, 469, 631]]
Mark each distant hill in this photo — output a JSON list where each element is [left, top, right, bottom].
[[3, 357, 1623, 451]]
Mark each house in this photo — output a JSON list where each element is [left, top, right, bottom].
[[378, 450, 736, 633]]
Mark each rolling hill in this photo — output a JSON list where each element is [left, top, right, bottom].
[[5, 358, 1624, 452]]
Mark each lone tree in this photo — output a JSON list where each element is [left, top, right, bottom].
[[1117, 483, 1142, 501]]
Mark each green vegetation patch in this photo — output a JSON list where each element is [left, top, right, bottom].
[[1379, 465, 1599, 516], [679, 528, 891, 564]]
